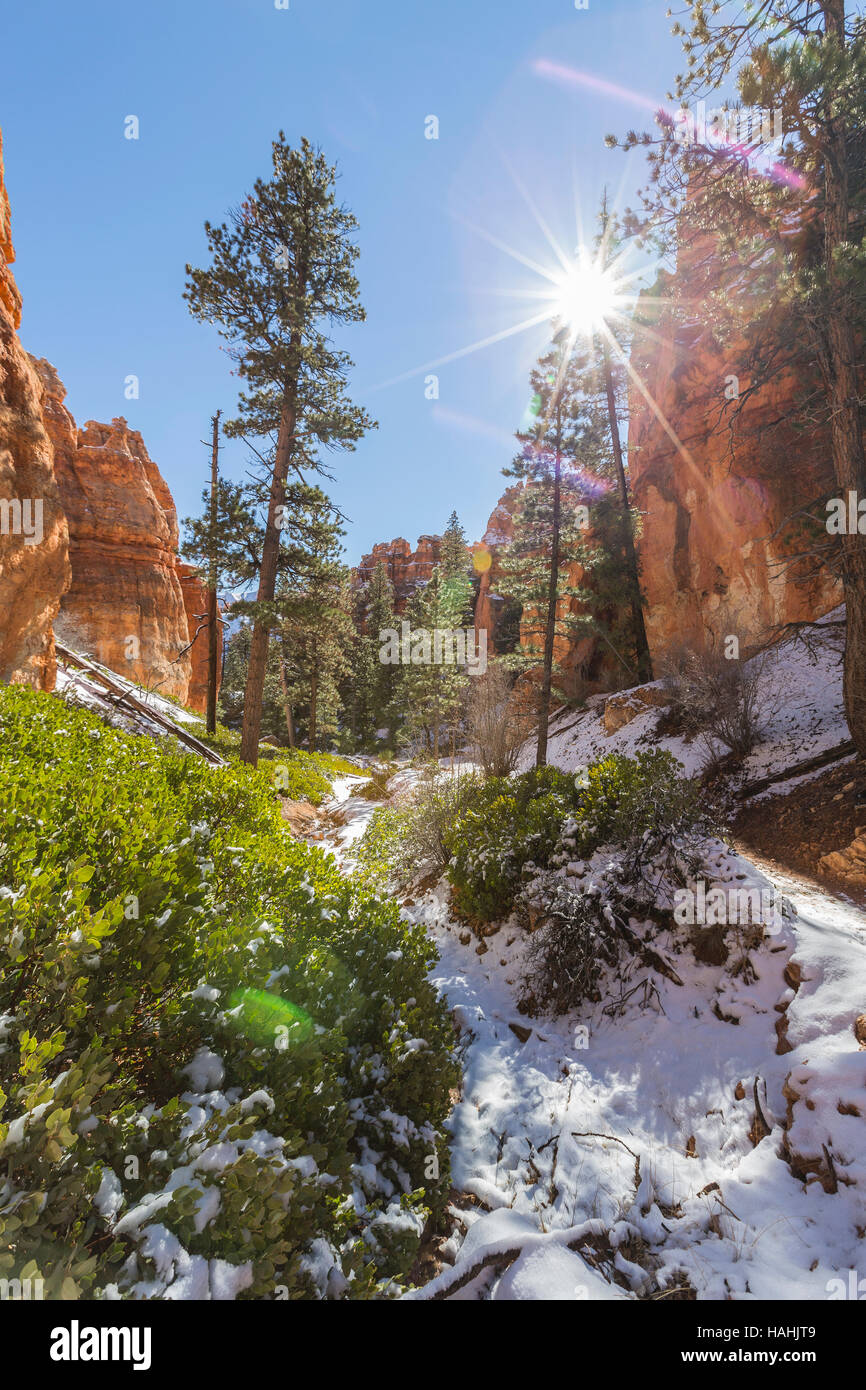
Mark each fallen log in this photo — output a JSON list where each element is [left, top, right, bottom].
[[55, 644, 225, 767], [737, 741, 857, 799]]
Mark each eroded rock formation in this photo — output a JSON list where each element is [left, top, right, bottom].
[[354, 535, 442, 613], [33, 359, 192, 702], [0, 130, 70, 688], [628, 267, 841, 669]]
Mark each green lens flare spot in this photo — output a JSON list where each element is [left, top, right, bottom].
[[228, 988, 315, 1049]]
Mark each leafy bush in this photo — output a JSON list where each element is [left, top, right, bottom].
[[0, 686, 457, 1299], [446, 766, 577, 922], [447, 753, 704, 924], [196, 722, 359, 803]]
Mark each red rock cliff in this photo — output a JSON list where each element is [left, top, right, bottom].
[[32, 359, 192, 701], [354, 534, 442, 613], [628, 258, 841, 666], [0, 131, 70, 688]]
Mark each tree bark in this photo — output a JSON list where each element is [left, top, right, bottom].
[[821, 0, 866, 758], [602, 337, 653, 684], [239, 388, 299, 765], [536, 398, 562, 767], [206, 410, 221, 735], [309, 657, 318, 753]]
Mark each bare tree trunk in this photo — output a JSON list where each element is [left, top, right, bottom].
[[822, 0, 866, 758], [536, 398, 562, 768], [309, 654, 318, 753], [239, 388, 298, 765], [602, 337, 653, 684], [206, 411, 221, 735], [278, 646, 296, 748]]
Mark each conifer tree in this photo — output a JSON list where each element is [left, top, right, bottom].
[[185, 134, 374, 764], [402, 566, 471, 760], [274, 504, 353, 751], [439, 510, 474, 628], [348, 560, 400, 747], [503, 333, 611, 764]]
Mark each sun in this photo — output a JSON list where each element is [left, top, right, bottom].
[[550, 251, 627, 335]]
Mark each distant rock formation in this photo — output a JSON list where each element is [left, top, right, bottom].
[[0, 129, 70, 689], [353, 535, 442, 613], [33, 359, 192, 702]]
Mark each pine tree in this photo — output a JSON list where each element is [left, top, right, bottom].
[[402, 566, 471, 760], [185, 134, 374, 764], [503, 304, 651, 761], [503, 333, 607, 764], [274, 503, 353, 751], [342, 560, 401, 750], [439, 509, 474, 628]]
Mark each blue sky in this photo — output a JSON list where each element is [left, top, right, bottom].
[[3, 0, 682, 564]]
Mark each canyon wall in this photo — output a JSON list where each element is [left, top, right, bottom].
[[0, 130, 70, 689], [33, 359, 192, 702], [628, 272, 841, 668]]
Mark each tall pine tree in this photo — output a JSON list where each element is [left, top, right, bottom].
[[185, 135, 374, 764]]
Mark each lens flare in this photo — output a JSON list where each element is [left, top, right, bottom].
[[228, 988, 315, 1048], [551, 254, 625, 333]]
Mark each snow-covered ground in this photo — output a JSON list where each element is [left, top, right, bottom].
[[321, 629, 866, 1301], [403, 868, 865, 1300], [524, 608, 848, 788]]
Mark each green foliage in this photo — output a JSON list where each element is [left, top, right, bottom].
[[446, 766, 578, 921], [446, 752, 701, 923], [350, 807, 412, 892], [346, 561, 400, 749], [400, 567, 472, 757], [0, 687, 456, 1299]]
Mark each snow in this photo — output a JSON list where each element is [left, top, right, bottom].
[[520, 610, 848, 789], [181, 1046, 225, 1093], [320, 631, 866, 1300]]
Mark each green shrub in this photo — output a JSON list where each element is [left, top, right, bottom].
[[351, 807, 412, 891], [446, 766, 578, 921], [351, 767, 480, 891], [0, 687, 456, 1299], [447, 753, 703, 924]]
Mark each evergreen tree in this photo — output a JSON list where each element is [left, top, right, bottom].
[[439, 510, 474, 628], [219, 622, 286, 742], [274, 507, 353, 751], [401, 566, 471, 760], [343, 560, 400, 748], [185, 134, 374, 764]]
